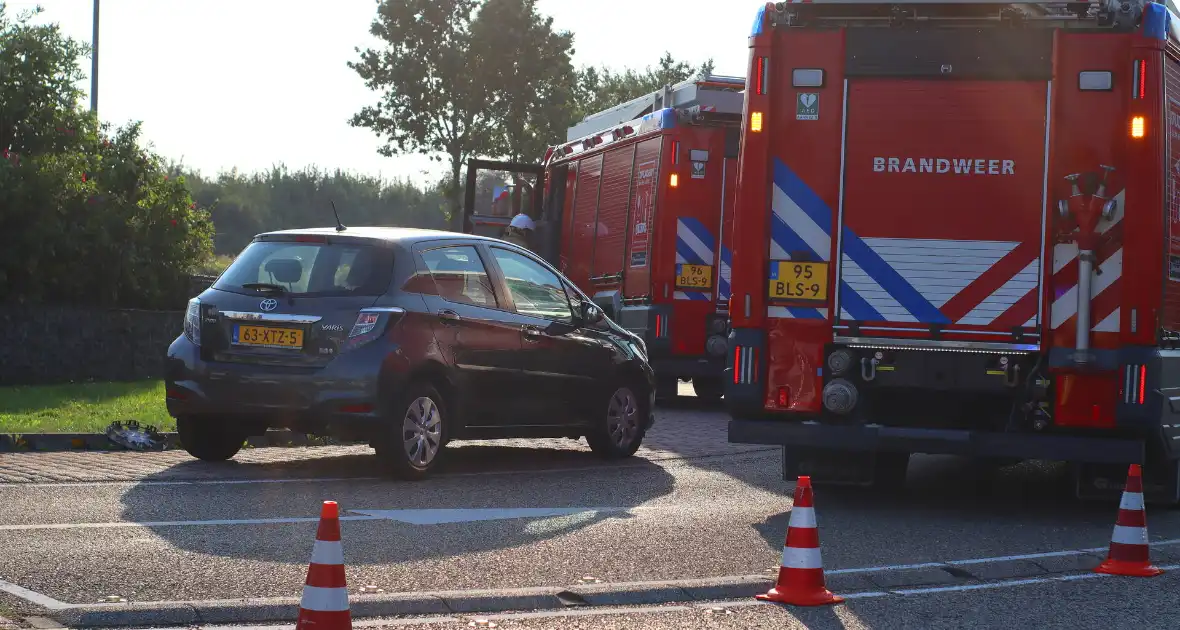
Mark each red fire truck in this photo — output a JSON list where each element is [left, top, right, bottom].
[[463, 75, 745, 400], [725, 0, 1180, 504]]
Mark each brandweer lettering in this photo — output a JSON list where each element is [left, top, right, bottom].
[[873, 157, 1015, 175]]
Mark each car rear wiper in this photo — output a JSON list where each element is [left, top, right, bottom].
[[241, 282, 288, 294]]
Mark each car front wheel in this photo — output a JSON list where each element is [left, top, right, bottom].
[[375, 382, 447, 480], [586, 383, 646, 459], [176, 416, 244, 462]]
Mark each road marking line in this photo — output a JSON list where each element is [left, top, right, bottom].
[[0, 515, 386, 531], [826, 538, 1180, 575], [0, 579, 73, 611]]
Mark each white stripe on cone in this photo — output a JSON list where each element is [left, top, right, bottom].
[[1119, 491, 1145, 512], [1111, 525, 1150, 546], [782, 545, 823, 570], [311, 539, 345, 566], [300, 585, 350, 612], [788, 507, 816, 529]]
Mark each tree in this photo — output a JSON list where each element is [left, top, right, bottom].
[[0, 3, 214, 309], [350, 0, 494, 231], [470, 0, 577, 163], [574, 52, 715, 123]]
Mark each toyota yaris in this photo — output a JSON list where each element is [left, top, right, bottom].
[[165, 227, 656, 479]]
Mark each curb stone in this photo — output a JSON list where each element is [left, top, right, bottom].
[[47, 578, 780, 628], [0, 430, 361, 453]]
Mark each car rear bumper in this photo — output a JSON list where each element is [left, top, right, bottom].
[[164, 335, 398, 429], [728, 418, 1146, 464]]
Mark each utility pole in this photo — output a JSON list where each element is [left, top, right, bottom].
[[90, 0, 100, 113]]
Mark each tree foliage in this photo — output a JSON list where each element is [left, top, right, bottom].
[[0, 4, 214, 309], [574, 52, 716, 123], [350, 0, 491, 230], [472, 0, 577, 163], [180, 165, 449, 257]]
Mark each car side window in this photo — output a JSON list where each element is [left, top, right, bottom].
[[420, 246, 498, 309], [489, 247, 575, 324]]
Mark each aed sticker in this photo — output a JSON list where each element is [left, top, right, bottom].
[[796, 93, 818, 121], [691, 161, 706, 179]]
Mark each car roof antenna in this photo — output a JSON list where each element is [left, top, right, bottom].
[[331, 200, 347, 232]]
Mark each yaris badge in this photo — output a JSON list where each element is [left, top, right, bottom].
[[260, 298, 279, 312]]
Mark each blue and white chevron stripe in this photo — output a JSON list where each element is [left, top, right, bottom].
[[675, 217, 715, 302], [718, 245, 733, 306], [767, 158, 949, 324]]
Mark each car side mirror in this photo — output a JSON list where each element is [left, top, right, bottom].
[[580, 302, 605, 325]]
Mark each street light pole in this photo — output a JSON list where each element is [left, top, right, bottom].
[[90, 0, 99, 113]]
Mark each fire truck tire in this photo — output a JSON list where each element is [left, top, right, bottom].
[[691, 377, 724, 402]]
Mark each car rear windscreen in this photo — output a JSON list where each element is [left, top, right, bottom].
[[214, 240, 394, 297]]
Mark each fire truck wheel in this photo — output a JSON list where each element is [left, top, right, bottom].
[[691, 377, 724, 403], [587, 383, 647, 459]]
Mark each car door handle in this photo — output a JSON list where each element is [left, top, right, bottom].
[[438, 310, 461, 325], [522, 325, 543, 342]]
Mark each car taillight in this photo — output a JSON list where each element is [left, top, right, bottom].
[[183, 298, 201, 346], [342, 307, 406, 352]]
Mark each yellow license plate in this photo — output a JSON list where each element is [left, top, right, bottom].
[[675, 264, 713, 289], [234, 325, 304, 349], [768, 261, 829, 301]]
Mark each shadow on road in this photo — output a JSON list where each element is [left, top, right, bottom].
[[118, 443, 676, 566]]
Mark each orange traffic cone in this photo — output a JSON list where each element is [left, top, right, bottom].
[[757, 476, 844, 606], [1095, 464, 1164, 578], [297, 501, 353, 629]]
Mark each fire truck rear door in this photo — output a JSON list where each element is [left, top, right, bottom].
[[829, 30, 1051, 344]]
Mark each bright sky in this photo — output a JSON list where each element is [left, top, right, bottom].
[[8, 0, 758, 187]]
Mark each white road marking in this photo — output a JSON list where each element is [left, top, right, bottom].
[[0, 515, 385, 531], [347, 507, 627, 525]]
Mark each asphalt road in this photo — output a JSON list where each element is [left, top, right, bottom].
[[0, 386, 1178, 628]]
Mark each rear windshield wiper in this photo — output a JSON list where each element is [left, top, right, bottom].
[[240, 282, 288, 294]]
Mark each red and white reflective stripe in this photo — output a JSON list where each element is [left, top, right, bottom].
[[311, 539, 344, 565], [299, 586, 351, 612], [1111, 525, 1150, 546], [782, 545, 824, 570], [788, 506, 817, 528], [1120, 490, 1145, 512]]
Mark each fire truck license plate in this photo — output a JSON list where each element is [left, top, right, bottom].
[[675, 264, 713, 289], [768, 261, 828, 301]]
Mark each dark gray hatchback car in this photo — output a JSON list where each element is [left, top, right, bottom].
[[166, 227, 656, 479]]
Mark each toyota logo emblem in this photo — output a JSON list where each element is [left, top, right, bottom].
[[260, 298, 279, 312]]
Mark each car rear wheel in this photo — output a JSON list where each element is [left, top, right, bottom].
[[176, 416, 244, 462], [586, 383, 646, 459], [375, 382, 447, 480]]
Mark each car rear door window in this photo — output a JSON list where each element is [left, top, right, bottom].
[[489, 247, 575, 324], [420, 246, 499, 308], [214, 241, 393, 297]]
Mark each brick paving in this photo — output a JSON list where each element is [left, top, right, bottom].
[[0, 401, 771, 484]]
